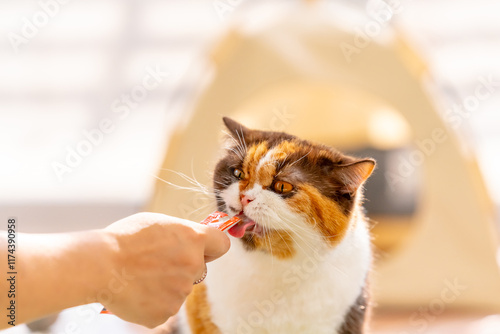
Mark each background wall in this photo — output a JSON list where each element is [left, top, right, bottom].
[[1, 0, 499, 231]]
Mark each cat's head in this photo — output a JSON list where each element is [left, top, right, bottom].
[[213, 117, 375, 259]]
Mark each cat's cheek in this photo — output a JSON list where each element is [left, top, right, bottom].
[[220, 182, 242, 214], [248, 190, 297, 228]]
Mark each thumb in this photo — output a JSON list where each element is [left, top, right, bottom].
[[200, 225, 231, 262]]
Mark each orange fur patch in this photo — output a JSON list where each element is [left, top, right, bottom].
[[253, 230, 296, 259], [272, 140, 302, 156], [241, 142, 269, 190], [256, 161, 275, 188], [288, 184, 350, 246], [256, 141, 302, 187], [185, 283, 220, 334]]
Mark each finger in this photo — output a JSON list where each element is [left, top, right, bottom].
[[204, 254, 219, 263], [157, 215, 231, 262], [200, 226, 231, 262]]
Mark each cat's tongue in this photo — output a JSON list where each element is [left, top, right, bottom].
[[228, 220, 256, 238]]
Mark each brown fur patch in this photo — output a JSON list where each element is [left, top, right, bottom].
[[185, 283, 220, 334], [288, 184, 350, 246]]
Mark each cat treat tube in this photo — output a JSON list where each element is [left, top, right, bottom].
[[199, 211, 241, 231], [100, 211, 241, 315]]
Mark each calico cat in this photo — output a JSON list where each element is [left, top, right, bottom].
[[180, 117, 375, 334]]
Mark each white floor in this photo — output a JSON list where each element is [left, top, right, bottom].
[[2, 304, 151, 334]]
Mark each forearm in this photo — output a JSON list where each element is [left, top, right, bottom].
[[0, 230, 115, 328], [0, 212, 230, 329]]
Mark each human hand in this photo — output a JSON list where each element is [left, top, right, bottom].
[[100, 212, 230, 328]]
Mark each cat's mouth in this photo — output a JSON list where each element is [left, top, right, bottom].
[[228, 211, 264, 238]]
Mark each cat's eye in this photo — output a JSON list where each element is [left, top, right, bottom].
[[233, 168, 245, 180], [273, 181, 293, 194]]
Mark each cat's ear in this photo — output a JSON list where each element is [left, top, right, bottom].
[[223, 117, 251, 139], [336, 159, 375, 195]]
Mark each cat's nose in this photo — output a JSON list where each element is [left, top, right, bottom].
[[240, 195, 254, 208]]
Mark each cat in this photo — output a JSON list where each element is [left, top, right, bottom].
[[178, 117, 375, 334]]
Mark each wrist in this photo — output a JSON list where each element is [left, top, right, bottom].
[[81, 229, 120, 303]]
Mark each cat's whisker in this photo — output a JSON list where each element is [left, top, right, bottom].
[[222, 131, 247, 161], [274, 154, 291, 176], [288, 148, 313, 168], [156, 168, 211, 194], [185, 202, 218, 217], [225, 130, 247, 160], [274, 217, 349, 277], [225, 146, 245, 162], [274, 225, 316, 261], [235, 128, 248, 153], [150, 173, 210, 195], [262, 216, 275, 269], [277, 153, 289, 169], [260, 212, 317, 254], [283, 221, 344, 262], [268, 223, 295, 262], [275, 215, 321, 239], [213, 180, 229, 186], [257, 161, 273, 168], [276, 214, 344, 240], [271, 216, 324, 253], [278, 230, 343, 276], [158, 168, 202, 187]]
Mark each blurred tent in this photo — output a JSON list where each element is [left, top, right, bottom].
[[148, 1, 500, 311]]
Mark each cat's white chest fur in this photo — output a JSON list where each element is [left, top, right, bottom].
[[181, 217, 371, 334]]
